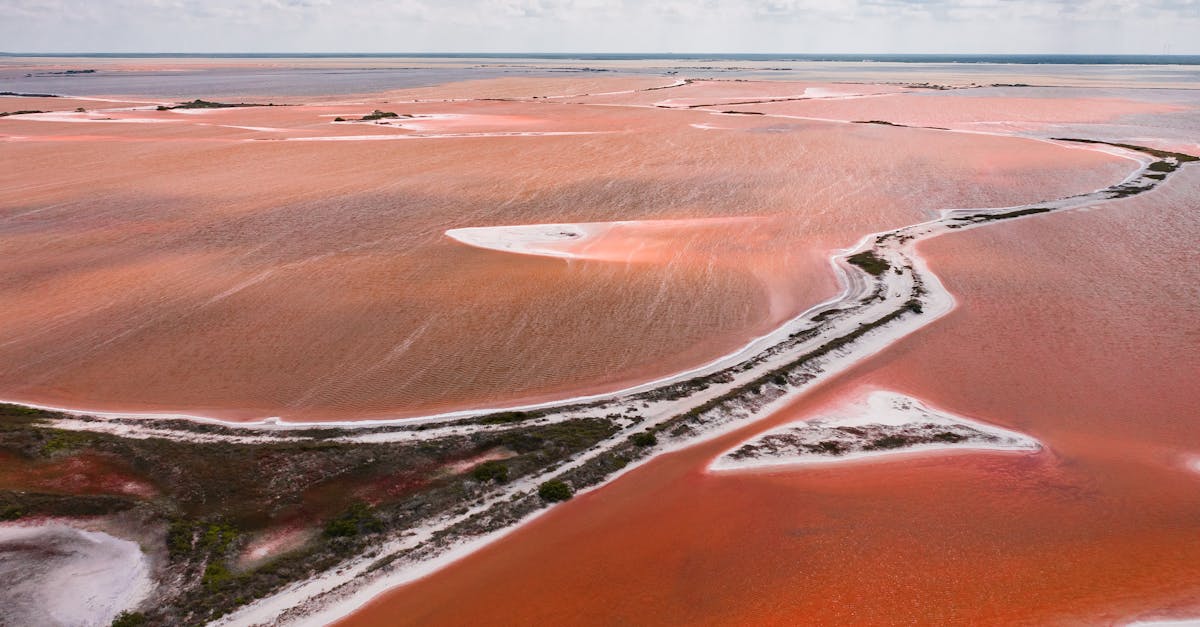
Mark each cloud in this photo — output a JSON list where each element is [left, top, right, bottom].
[[0, 0, 1196, 52], [482, 0, 625, 19]]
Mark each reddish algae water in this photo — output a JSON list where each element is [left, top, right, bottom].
[[0, 82, 1130, 421]]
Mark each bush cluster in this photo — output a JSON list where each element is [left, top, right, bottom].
[[538, 480, 573, 502]]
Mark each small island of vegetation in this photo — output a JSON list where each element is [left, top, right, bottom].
[[847, 250, 890, 276], [360, 109, 411, 121], [157, 99, 274, 111]]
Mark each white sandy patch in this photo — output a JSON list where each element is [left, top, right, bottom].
[[800, 86, 893, 99], [239, 525, 316, 569], [654, 86, 891, 108], [376, 113, 495, 132], [0, 523, 151, 627], [38, 95, 171, 106], [285, 131, 610, 141], [329, 113, 543, 133], [446, 222, 598, 259], [440, 448, 516, 476], [10, 111, 179, 124], [445, 216, 761, 262], [710, 389, 1041, 471], [213, 124, 290, 132], [653, 93, 804, 108]]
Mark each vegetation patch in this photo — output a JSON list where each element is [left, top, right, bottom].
[[538, 479, 573, 502], [960, 207, 1052, 223], [323, 503, 384, 538], [846, 250, 890, 276], [111, 611, 147, 627], [361, 110, 409, 121], [720, 417, 1032, 467], [0, 91, 58, 98], [629, 432, 658, 447], [471, 460, 509, 483], [0, 404, 617, 625], [476, 410, 539, 425], [0, 504, 23, 520], [157, 99, 272, 111]]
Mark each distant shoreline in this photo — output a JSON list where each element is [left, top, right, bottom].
[[3, 52, 1200, 65]]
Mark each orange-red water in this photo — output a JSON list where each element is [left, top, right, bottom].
[[339, 160, 1200, 625]]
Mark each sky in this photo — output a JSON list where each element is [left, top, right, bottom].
[[0, 0, 1197, 55]]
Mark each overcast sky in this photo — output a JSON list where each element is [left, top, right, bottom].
[[1, 0, 1197, 55]]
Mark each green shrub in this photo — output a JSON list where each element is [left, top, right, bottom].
[[846, 250, 890, 276], [324, 502, 383, 538], [629, 432, 657, 447], [40, 431, 89, 456], [815, 441, 845, 455], [0, 403, 46, 416], [202, 560, 233, 591], [166, 519, 196, 558], [201, 523, 238, 553], [477, 411, 533, 425], [471, 460, 509, 483], [867, 435, 909, 450], [361, 109, 400, 121], [538, 480, 573, 502], [111, 611, 147, 627]]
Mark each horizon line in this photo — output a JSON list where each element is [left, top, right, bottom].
[[4, 51, 1200, 57]]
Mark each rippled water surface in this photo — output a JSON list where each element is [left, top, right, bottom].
[[0, 67, 1143, 421]]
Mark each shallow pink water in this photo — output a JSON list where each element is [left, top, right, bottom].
[[0, 87, 1132, 421]]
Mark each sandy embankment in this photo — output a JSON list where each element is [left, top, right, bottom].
[[709, 389, 1040, 471], [0, 523, 151, 626], [445, 216, 762, 262]]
